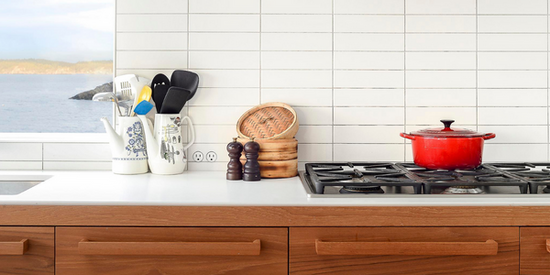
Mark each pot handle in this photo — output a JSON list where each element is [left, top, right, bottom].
[[483, 133, 496, 140], [400, 133, 416, 140]]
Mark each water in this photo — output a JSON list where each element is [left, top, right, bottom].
[[0, 74, 113, 133]]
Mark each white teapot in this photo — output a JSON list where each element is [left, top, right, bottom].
[[101, 117, 148, 174]]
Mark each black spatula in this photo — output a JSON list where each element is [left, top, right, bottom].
[[160, 87, 191, 114], [170, 70, 199, 100], [151, 73, 171, 112]]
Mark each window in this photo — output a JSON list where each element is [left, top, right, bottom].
[[0, 0, 114, 133]]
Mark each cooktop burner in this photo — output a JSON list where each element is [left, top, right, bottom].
[[300, 162, 550, 195]]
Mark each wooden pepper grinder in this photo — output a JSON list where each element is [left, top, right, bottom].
[[243, 138, 261, 181], [226, 137, 243, 180]]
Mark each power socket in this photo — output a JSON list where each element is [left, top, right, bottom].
[[192, 151, 204, 162], [206, 151, 217, 162]]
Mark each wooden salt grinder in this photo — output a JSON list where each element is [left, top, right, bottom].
[[226, 137, 244, 180], [243, 138, 261, 181]]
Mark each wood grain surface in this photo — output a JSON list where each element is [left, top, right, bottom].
[[2, 205, 550, 227], [0, 227, 54, 275], [520, 227, 550, 275], [57, 227, 287, 275], [290, 227, 519, 275]]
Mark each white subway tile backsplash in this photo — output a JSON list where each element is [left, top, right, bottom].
[[262, 0, 332, 14], [483, 144, 548, 162], [334, 15, 404, 32], [334, 0, 405, 14], [298, 144, 332, 161], [262, 52, 332, 70], [406, 15, 476, 33], [261, 71, 332, 88], [406, 71, 476, 88], [195, 70, 260, 88], [117, 51, 187, 69], [189, 51, 259, 69], [478, 16, 547, 33], [334, 126, 404, 143], [189, 33, 259, 50], [43, 144, 111, 161], [479, 107, 547, 125], [334, 33, 404, 51], [188, 106, 251, 125], [117, 0, 188, 14], [117, 15, 187, 32], [478, 126, 548, 143], [117, 33, 187, 51], [0, 143, 42, 161], [262, 33, 332, 50], [334, 52, 404, 70], [334, 71, 404, 88], [406, 0, 476, 15], [406, 34, 476, 51], [478, 34, 547, 51], [406, 52, 476, 70], [334, 89, 404, 107], [478, 52, 547, 70], [43, 162, 111, 171], [334, 144, 404, 161], [478, 0, 547, 15], [406, 107, 477, 125], [478, 71, 547, 88], [334, 107, 405, 125], [189, 88, 259, 106], [189, 15, 260, 32], [116, 69, 175, 80], [261, 89, 332, 106], [194, 126, 236, 143], [406, 89, 477, 106], [262, 15, 332, 33], [295, 126, 333, 143], [293, 107, 333, 125], [0, 161, 42, 170], [189, 0, 259, 14], [478, 89, 547, 107]]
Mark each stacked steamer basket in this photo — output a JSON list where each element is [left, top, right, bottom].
[[236, 102, 299, 178]]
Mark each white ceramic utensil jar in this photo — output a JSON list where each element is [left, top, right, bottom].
[[101, 116, 148, 174]]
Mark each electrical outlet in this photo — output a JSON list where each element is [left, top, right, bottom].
[[192, 151, 204, 162], [206, 151, 217, 162]]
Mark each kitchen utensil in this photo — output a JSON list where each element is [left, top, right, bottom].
[[134, 100, 154, 116], [114, 74, 150, 116], [237, 102, 299, 140], [92, 92, 123, 116], [100, 117, 148, 174], [151, 73, 171, 113], [138, 114, 195, 175], [227, 138, 244, 180], [159, 87, 191, 114], [237, 138, 297, 161], [130, 86, 152, 116], [170, 70, 199, 100], [400, 120, 496, 170], [240, 158, 298, 178]]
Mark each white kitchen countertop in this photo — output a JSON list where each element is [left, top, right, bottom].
[[1, 170, 550, 206]]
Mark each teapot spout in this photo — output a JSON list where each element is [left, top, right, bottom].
[[100, 117, 123, 154], [138, 115, 158, 158]]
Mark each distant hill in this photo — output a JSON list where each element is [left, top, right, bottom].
[[0, 59, 113, 74]]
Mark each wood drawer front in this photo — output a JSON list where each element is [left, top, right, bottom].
[[521, 227, 550, 275], [56, 227, 287, 275], [0, 227, 54, 275], [290, 227, 519, 275]]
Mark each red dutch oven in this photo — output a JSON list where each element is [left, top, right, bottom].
[[400, 120, 496, 170]]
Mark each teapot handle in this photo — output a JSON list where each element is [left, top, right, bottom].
[[181, 116, 195, 151]]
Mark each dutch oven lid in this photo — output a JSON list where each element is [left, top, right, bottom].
[[410, 120, 485, 138]]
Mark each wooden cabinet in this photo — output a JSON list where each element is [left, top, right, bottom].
[[56, 227, 288, 275], [0, 227, 54, 275], [290, 227, 519, 275], [521, 227, 550, 275]]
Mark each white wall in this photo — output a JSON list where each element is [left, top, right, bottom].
[[2, 0, 549, 170]]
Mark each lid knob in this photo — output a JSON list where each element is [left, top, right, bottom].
[[440, 120, 455, 130]]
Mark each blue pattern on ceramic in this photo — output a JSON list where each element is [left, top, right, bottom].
[[125, 122, 147, 157]]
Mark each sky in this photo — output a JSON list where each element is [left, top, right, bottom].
[[0, 0, 114, 63]]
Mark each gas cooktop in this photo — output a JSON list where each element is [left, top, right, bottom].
[[300, 162, 550, 197]]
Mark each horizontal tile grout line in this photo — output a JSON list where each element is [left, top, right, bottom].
[[115, 50, 550, 53], [189, 142, 550, 145], [187, 105, 549, 108], [191, 124, 548, 126], [117, 67, 550, 72], [117, 13, 550, 16], [117, 31, 550, 34]]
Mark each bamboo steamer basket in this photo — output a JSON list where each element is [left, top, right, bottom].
[[237, 138, 297, 161], [240, 159, 298, 178], [236, 102, 299, 140]]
